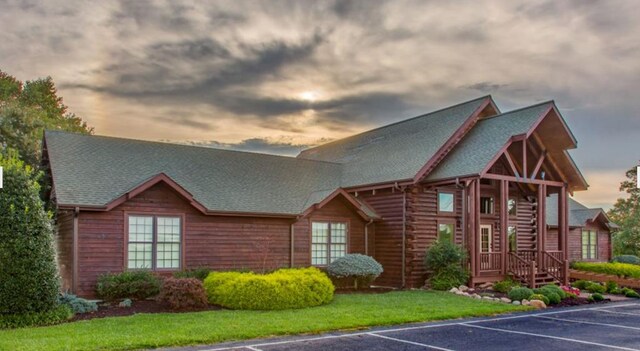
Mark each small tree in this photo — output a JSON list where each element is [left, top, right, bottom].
[[424, 240, 469, 290], [608, 166, 640, 256], [0, 151, 60, 314]]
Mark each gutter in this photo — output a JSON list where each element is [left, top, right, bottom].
[[290, 217, 300, 268], [364, 219, 374, 255], [395, 182, 407, 289], [72, 207, 79, 294]]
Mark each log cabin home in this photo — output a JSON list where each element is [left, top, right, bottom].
[[42, 96, 616, 296]]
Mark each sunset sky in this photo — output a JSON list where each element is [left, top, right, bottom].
[[1, 0, 638, 209]]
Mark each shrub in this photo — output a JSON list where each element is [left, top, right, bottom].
[[96, 271, 161, 300], [612, 255, 640, 265], [586, 283, 606, 294], [561, 285, 580, 296], [159, 278, 208, 310], [326, 254, 383, 289], [572, 280, 592, 290], [508, 287, 534, 301], [589, 293, 605, 302], [538, 284, 567, 299], [204, 267, 334, 310], [605, 281, 618, 293], [493, 279, 520, 294], [622, 288, 640, 298], [424, 241, 469, 291], [530, 293, 550, 305], [58, 293, 98, 314], [572, 262, 640, 279], [173, 268, 211, 281], [0, 152, 60, 315], [0, 305, 73, 329]]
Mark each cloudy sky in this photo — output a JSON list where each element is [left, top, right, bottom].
[[1, 0, 638, 209]]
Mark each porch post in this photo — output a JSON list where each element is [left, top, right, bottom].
[[500, 180, 508, 275], [474, 179, 481, 278], [536, 184, 546, 269], [468, 180, 478, 279], [560, 186, 570, 285]]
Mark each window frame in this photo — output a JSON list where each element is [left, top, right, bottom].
[[581, 229, 598, 260], [507, 225, 517, 252], [437, 219, 456, 243], [309, 219, 350, 266], [437, 190, 455, 215], [479, 196, 495, 215], [507, 197, 517, 217], [124, 212, 185, 271], [479, 223, 493, 253]]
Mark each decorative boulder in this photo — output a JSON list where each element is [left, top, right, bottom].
[[529, 299, 547, 309]]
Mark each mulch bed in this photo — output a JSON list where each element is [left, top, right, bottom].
[[72, 300, 220, 321]]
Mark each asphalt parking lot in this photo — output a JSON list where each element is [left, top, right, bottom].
[[165, 301, 640, 351]]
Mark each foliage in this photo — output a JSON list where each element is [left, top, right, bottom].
[[0, 70, 92, 170], [608, 167, 640, 256], [159, 278, 208, 310], [204, 267, 334, 310], [0, 152, 60, 314], [424, 240, 469, 290], [533, 286, 562, 305], [561, 286, 580, 296], [537, 284, 567, 299], [611, 255, 640, 265], [0, 305, 73, 330], [507, 287, 534, 301], [493, 278, 520, 294], [119, 299, 132, 308], [58, 293, 97, 314], [529, 294, 549, 305], [585, 283, 606, 294], [95, 271, 161, 301], [621, 288, 640, 298], [572, 280, 592, 290], [572, 261, 640, 279], [605, 281, 618, 293], [326, 254, 383, 289], [589, 293, 605, 302], [0, 291, 528, 351], [173, 268, 212, 281]]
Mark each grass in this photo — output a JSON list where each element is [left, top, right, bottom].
[[0, 291, 529, 351]]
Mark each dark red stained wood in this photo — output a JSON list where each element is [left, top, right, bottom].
[[55, 210, 74, 292], [73, 182, 368, 297]]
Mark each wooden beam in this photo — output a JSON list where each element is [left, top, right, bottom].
[[522, 139, 528, 179], [537, 184, 546, 270], [483, 173, 565, 187], [504, 150, 520, 178], [531, 151, 547, 179], [500, 180, 508, 275]]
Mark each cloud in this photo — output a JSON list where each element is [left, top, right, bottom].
[[184, 137, 333, 156]]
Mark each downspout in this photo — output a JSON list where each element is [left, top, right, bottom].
[[290, 217, 300, 268], [395, 182, 407, 289], [72, 207, 79, 294], [364, 219, 374, 255]]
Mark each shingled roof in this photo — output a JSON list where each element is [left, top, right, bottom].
[[44, 95, 585, 217], [545, 194, 615, 229]]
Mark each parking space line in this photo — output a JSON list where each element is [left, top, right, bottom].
[[598, 309, 640, 317], [367, 333, 455, 350], [245, 347, 262, 351], [461, 323, 640, 351], [535, 315, 640, 330]]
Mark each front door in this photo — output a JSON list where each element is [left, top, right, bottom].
[[480, 224, 492, 253]]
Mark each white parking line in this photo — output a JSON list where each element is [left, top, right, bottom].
[[200, 303, 640, 351], [536, 315, 640, 330], [367, 333, 455, 350], [598, 309, 640, 317], [461, 323, 640, 351], [245, 347, 262, 351]]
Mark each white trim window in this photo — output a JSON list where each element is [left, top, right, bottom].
[[582, 229, 597, 260], [311, 221, 347, 265], [128, 215, 181, 270]]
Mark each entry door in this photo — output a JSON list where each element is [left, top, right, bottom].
[[480, 224, 492, 253]]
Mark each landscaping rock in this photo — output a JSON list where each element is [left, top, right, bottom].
[[529, 300, 547, 309], [449, 287, 460, 294], [500, 297, 511, 303], [459, 285, 469, 292], [512, 300, 521, 305], [479, 282, 493, 289], [482, 296, 493, 300], [119, 299, 132, 308], [455, 291, 465, 295], [522, 300, 531, 306], [473, 294, 482, 299]]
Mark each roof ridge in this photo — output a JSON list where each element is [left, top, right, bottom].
[[297, 95, 491, 156], [478, 100, 555, 122], [44, 130, 344, 166]]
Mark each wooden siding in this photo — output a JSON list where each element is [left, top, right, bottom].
[[549, 221, 611, 262], [73, 182, 368, 297], [55, 210, 74, 292], [358, 188, 404, 287]]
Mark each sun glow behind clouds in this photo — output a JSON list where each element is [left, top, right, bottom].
[[299, 90, 320, 102]]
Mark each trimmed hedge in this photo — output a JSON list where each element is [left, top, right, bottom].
[[96, 271, 161, 300], [572, 262, 640, 279], [0, 305, 73, 329], [159, 278, 208, 310], [0, 152, 60, 315], [612, 255, 640, 265], [326, 254, 383, 289], [204, 268, 334, 310], [508, 287, 533, 301]]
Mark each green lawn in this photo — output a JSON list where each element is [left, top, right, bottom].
[[0, 291, 528, 351]]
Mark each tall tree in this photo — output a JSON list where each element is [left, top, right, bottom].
[[0, 70, 92, 169], [608, 166, 640, 256]]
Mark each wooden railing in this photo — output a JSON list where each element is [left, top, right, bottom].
[[517, 249, 537, 264], [479, 252, 502, 272], [508, 252, 535, 288], [542, 251, 568, 284]]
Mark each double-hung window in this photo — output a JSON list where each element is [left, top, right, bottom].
[[582, 230, 597, 260], [128, 215, 182, 270], [311, 222, 347, 265]]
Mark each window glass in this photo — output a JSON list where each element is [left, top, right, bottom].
[[480, 197, 494, 214], [480, 225, 491, 252], [330, 222, 347, 262], [508, 226, 517, 252], [582, 230, 597, 259], [311, 222, 329, 265], [127, 215, 181, 270], [438, 192, 454, 212], [156, 217, 181, 269], [438, 223, 454, 243], [128, 216, 153, 269], [508, 198, 517, 216]]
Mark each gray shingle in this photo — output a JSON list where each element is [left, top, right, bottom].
[[545, 193, 607, 227]]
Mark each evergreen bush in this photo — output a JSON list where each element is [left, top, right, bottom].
[[326, 254, 383, 289], [95, 271, 161, 300], [424, 240, 469, 290]]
